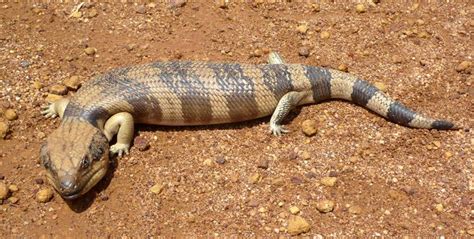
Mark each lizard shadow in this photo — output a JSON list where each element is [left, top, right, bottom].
[[138, 108, 301, 133], [63, 155, 118, 212]]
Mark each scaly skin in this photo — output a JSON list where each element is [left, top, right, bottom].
[[40, 54, 457, 199]]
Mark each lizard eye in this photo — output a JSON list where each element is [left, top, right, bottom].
[[81, 156, 90, 169]]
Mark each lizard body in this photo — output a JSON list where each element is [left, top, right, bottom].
[[40, 57, 456, 199]]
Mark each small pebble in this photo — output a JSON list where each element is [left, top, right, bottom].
[[320, 31, 330, 39], [249, 173, 261, 184], [374, 82, 387, 92], [348, 205, 362, 214], [36, 188, 53, 203], [435, 203, 444, 212], [71, 11, 82, 18], [257, 159, 269, 169], [444, 151, 453, 159], [7, 196, 19, 204], [100, 194, 109, 201], [417, 31, 429, 38], [311, 3, 320, 12], [287, 215, 311, 235], [252, 49, 263, 57], [289, 206, 300, 214], [4, 109, 18, 121], [49, 84, 68, 95], [88, 8, 98, 18], [0, 122, 8, 139], [316, 200, 335, 213], [35, 178, 44, 185], [455, 61, 471, 73], [63, 76, 81, 90], [290, 176, 304, 185], [33, 81, 43, 90], [45, 94, 63, 103], [134, 136, 150, 151], [84, 47, 97, 55], [298, 47, 310, 57], [355, 4, 366, 13], [0, 182, 9, 199], [126, 44, 136, 52], [8, 184, 18, 192], [135, 5, 146, 14], [169, 0, 187, 8], [299, 151, 311, 160], [217, 0, 229, 9], [301, 119, 318, 136], [20, 60, 30, 68], [203, 158, 213, 166], [296, 24, 309, 34], [320, 177, 337, 187], [432, 141, 441, 148], [150, 183, 164, 194], [338, 64, 348, 72], [215, 156, 226, 164]]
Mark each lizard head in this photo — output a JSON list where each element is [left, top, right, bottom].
[[40, 120, 109, 200]]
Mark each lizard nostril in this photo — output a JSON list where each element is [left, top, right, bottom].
[[59, 176, 76, 191]]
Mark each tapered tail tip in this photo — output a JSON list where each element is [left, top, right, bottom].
[[431, 120, 458, 130]]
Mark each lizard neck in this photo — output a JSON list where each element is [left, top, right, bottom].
[[62, 102, 110, 130]]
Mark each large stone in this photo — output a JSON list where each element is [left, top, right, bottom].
[[287, 215, 311, 235]]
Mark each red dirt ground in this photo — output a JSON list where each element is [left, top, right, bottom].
[[0, 1, 472, 237]]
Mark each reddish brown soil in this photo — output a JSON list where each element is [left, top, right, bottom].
[[0, 1, 473, 238]]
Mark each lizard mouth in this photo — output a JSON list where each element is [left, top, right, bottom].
[[46, 159, 109, 200]]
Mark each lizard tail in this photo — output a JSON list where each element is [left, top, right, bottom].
[[327, 69, 458, 130]]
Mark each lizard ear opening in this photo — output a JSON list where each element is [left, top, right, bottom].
[[39, 143, 51, 169], [89, 130, 109, 161]]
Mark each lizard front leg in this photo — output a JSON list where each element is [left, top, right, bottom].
[[41, 98, 70, 119], [103, 112, 134, 157]]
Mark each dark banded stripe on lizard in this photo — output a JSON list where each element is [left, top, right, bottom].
[[40, 59, 457, 200]]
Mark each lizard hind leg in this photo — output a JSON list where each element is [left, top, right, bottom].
[[103, 112, 134, 157], [269, 91, 309, 136], [41, 98, 70, 119]]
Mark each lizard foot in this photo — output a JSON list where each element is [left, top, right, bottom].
[[269, 124, 289, 136], [41, 104, 58, 118], [110, 143, 130, 157]]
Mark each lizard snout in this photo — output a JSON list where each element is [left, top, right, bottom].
[[58, 175, 80, 199]]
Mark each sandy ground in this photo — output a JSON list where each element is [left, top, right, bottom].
[[0, 1, 473, 238]]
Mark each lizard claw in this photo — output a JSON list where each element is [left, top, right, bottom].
[[269, 124, 289, 136], [110, 143, 130, 157], [41, 104, 58, 118]]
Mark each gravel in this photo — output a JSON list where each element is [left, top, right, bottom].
[[320, 177, 337, 187], [63, 76, 81, 90], [316, 200, 335, 213], [298, 47, 310, 57], [149, 183, 164, 195], [49, 85, 68, 95], [301, 119, 318, 136], [0, 122, 8, 139], [287, 215, 311, 235], [0, 182, 9, 200], [4, 109, 17, 121], [36, 188, 54, 203], [84, 47, 97, 55]]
